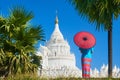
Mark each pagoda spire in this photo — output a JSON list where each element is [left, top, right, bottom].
[[49, 12, 64, 42], [55, 10, 58, 24]]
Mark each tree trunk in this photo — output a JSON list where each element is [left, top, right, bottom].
[[108, 27, 112, 78]]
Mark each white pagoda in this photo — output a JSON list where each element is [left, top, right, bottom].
[[37, 15, 81, 77]]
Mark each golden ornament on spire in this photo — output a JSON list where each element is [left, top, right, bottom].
[[55, 10, 58, 24]]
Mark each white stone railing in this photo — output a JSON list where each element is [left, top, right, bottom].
[[38, 64, 120, 78]]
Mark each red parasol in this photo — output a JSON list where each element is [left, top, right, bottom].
[[74, 32, 96, 49]]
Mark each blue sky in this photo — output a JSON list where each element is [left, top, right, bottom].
[[0, 0, 120, 70]]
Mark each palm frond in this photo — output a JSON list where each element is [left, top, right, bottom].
[[70, 0, 120, 30], [8, 6, 34, 28], [0, 6, 44, 76]]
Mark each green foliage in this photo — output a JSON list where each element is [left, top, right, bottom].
[[32, 54, 42, 66], [0, 6, 44, 77], [2, 73, 40, 80], [9, 6, 34, 28], [70, 0, 120, 30]]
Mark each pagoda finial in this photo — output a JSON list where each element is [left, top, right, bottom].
[[55, 10, 58, 24]]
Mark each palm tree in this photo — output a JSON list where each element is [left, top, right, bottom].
[[0, 7, 44, 76], [0, 16, 8, 77], [70, 0, 120, 77]]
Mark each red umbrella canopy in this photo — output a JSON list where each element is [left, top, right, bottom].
[[74, 32, 96, 49]]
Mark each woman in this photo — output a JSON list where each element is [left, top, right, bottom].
[[79, 47, 94, 78]]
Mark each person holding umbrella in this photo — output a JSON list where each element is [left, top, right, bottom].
[[74, 32, 96, 78]]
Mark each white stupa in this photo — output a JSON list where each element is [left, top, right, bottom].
[[37, 15, 81, 78]]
